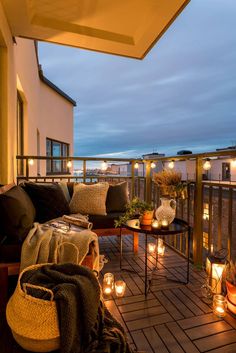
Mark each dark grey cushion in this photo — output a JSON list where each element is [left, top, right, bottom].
[[0, 186, 36, 242], [106, 182, 129, 213], [21, 182, 70, 223]]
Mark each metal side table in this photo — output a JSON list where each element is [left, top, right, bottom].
[[120, 218, 191, 296]]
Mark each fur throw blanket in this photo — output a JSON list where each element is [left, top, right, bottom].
[[20, 263, 132, 353], [20, 223, 99, 272]]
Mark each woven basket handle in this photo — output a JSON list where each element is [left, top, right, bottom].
[[54, 241, 79, 264], [22, 283, 54, 301]]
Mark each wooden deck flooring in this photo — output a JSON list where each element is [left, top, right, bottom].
[[100, 234, 236, 353], [1, 234, 236, 353]]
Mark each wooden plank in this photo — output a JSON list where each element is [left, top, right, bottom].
[[178, 313, 221, 330], [126, 312, 173, 331], [122, 305, 166, 322], [166, 321, 200, 353], [186, 321, 232, 340], [171, 288, 204, 316], [164, 289, 194, 318], [131, 330, 153, 353], [194, 330, 236, 352], [178, 287, 212, 314], [155, 324, 185, 353], [115, 293, 155, 306], [143, 326, 169, 353], [118, 298, 161, 314], [208, 343, 236, 353], [155, 291, 184, 321]]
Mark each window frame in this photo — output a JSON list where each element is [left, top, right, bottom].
[[46, 137, 70, 175]]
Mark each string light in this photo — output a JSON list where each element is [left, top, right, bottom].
[[28, 159, 34, 166], [168, 160, 175, 169], [231, 159, 236, 168], [134, 162, 139, 169], [101, 161, 108, 171], [203, 159, 211, 171], [151, 161, 156, 169], [67, 160, 72, 168]]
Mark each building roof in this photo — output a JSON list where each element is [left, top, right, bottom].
[[38, 69, 77, 106]]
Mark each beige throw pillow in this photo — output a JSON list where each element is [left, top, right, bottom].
[[69, 182, 109, 215]]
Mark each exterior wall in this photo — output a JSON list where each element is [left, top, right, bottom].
[[0, 6, 74, 184], [0, 0, 17, 183]]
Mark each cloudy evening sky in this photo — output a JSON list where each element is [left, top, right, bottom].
[[38, 0, 236, 159]]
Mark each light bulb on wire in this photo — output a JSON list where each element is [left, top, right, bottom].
[[134, 162, 139, 169], [101, 161, 108, 171], [203, 159, 211, 171], [151, 162, 156, 169], [168, 160, 175, 169]]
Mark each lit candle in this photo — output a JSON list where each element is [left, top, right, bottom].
[[213, 295, 227, 318], [115, 280, 126, 297], [148, 243, 156, 254], [103, 273, 114, 296], [152, 219, 160, 228], [157, 238, 165, 255], [161, 220, 168, 228]]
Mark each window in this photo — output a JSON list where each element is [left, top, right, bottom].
[[222, 162, 230, 181], [17, 92, 24, 175], [46, 138, 69, 174]]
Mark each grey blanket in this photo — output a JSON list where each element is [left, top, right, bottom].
[[20, 222, 100, 272], [21, 263, 132, 353]]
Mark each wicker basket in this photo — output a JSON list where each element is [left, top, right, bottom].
[[6, 263, 60, 352]]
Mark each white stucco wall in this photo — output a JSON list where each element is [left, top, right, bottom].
[[0, 10, 74, 184]]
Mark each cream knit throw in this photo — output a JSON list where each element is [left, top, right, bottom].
[[20, 222, 100, 272]]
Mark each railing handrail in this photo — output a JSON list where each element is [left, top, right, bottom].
[[16, 148, 236, 163]]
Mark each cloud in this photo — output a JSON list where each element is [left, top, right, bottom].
[[38, 0, 236, 158]]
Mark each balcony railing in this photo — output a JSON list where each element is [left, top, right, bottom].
[[16, 149, 236, 266]]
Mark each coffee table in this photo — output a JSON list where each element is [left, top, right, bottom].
[[120, 218, 191, 296]]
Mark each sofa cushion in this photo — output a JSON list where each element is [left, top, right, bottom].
[[21, 182, 70, 223], [106, 181, 129, 213], [89, 212, 124, 229], [70, 182, 109, 215], [0, 186, 36, 242]]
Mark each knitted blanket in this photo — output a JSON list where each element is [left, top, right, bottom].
[[20, 222, 100, 272], [20, 263, 132, 353]]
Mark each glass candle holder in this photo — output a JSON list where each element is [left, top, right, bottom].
[[152, 219, 160, 228], [103, 273, 114, 295], [148, 242, 156, 254], [161, 219, 169, 228], [115, 280, 126, 297], [213, 294, 227, 317]]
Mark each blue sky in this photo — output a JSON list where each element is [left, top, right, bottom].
[[38, 0, 236, 159]]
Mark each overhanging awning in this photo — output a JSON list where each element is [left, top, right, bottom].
[[2, 0, 190, 59]]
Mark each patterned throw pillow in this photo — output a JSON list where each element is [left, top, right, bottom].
[[69, 182, 109, 216]]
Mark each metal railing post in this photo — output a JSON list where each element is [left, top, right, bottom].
[[131, 161, 135, 199], [83, 160, 86, 183], [193, 157, 203, 265], [145, 160, 151, 204]]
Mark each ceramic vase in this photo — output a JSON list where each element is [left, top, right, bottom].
[[155, 197, 176, 225]]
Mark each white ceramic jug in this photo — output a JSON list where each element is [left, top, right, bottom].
[[155, 197, 176, 225]]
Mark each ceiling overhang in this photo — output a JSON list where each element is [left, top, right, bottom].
[[2, 0, 190, 59]]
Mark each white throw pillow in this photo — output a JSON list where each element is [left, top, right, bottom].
[[69, 182, 109, 215]]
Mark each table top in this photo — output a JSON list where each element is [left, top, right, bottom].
[[124, 218, 190, 235]]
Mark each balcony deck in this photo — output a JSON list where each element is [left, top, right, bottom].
[[100, 235, 236, 353], [1, 234, 236, 353]]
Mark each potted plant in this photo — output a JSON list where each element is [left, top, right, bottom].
[[115, 197, 154, 227], [225, 261, 236, 314]]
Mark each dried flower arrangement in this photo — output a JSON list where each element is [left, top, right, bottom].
[[153, 169, 188, 198]]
